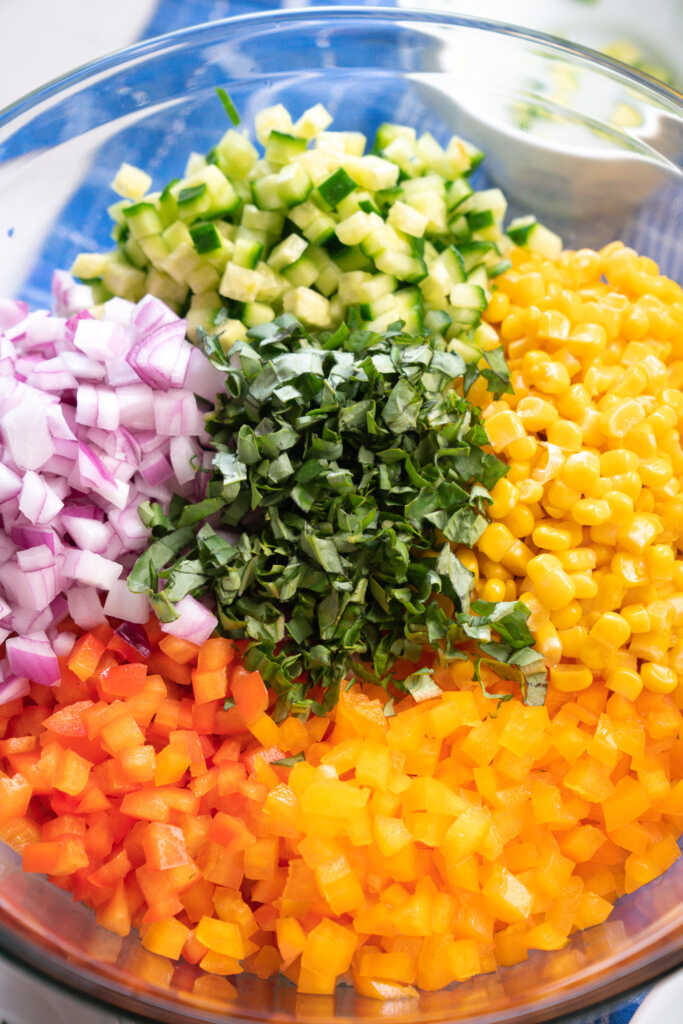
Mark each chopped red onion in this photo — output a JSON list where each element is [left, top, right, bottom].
[[62, 548, 122, 590], [67, 585, 106, 630], [161, 594, 217, 646], [0, 675, 30, 705], [103, 579, 150, 624], [0, 277, 223, 675], [53, 632, 77, 658], [6, 632, 60, 686]]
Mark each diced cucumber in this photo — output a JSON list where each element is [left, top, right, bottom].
[[233, 234, 264, 270], [387, 200, 427, 238], [316, 131, 366, 156], [101, 256, 147, 301], [450, 282, 487, 327], [71, 252, 110, 280], [344, 154, 399, 192], [190, 222, 222, 254], [216, 318, 248, 351], [283, 287, 331, 327], [140, 234, 170, 266], [373, 123, 416, 152], [265, 130, 307, 166], [458, 240, 499, 274], [507, 216, 562, 259], [214, 129, 259, 180], [122, 202, 163, 240], [255, 105, 293, 146], [374, 249, 427, 284], [424, 308, 452, 334], [243, 301, 275, 327], [332, 245, 373, 273], [185, 152, 207, 176], [162, 242, 201, 284], [294, 103, 333, 140], [112, 163, 151, 201], [445, 178, 473, 211], [317, 167, 356, 209], [145, 268, 189, 309], [282, 254, 318, 288], [251, 164, 312, 210], [219, 262, 264, 302], [123, 237, 147, 269], [241, 204, 284, 237], [268, 234, 308, 272]]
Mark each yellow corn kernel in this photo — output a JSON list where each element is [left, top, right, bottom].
[[621, 604, 650, 634], [603, 491, 634, 522], [500, 311, 526, 341], [611, 552, 647, 586], [639, 457, 673, 488], [536, 310, 570, 342], [481, 578, 507, 603], [485, 410, 526, 452], [513, 272, 545, 307], [507, 461, 532, 484], [527, 555, 576, 610], [561, 452, 600, 494], [478, 523, 515, 563], [600, 450, 638, 476], [641, 662, 677, 695], [547, 419, 583, 451], [557, 625, 587, 658], [557, 383, 591, 421], [455, 548, 479, 579], [535, 620, 562, 665], [570, 572, 598, 599], [571, 499, 611, 526], [532, 523, 572, 551], [647, 406, 677, 436], [503, 505, 536, 539], [477, 556, 510, 581], [507, 436, 538, 462], [551, 601, 582, 629], [645, 545, 675, 581], [550, 666, 593, 693], [624, 422, 657, 458], [489, 479, 519, 520], [592, 544, 612, 568], [589, 613, 631, 648], [545, 480, 581, 512], [485, 290, 510, 322], [556, 549, 596, 573], [618, 514, 662, 553], [502, 539, 534, 576], [517, 479, 544, 504], [504, 579, 518, 601], [612, 365, 648, 398], [516, 396, 559, 432], [565, 323, 607, 360], [590, 523, 619, 546], [606, 668, 643, 701], [647, 601, 673, 632]]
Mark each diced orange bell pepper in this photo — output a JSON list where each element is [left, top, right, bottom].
[[68, 632, 106, 682], [230, 667, 268, 725], [142, 823, 191, 871]]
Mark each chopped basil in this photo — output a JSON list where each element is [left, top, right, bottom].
[[272, 752, 306, 767], [215, 87, 241, 126], [131, 315, 546, 713]]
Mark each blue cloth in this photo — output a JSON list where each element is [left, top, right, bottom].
[[7, 7, 677, 1017]]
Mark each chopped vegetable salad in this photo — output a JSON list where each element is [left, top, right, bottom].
[[0, 96, 680, 1005]]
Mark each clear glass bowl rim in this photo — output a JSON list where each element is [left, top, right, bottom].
[[1, 2, 682, 129], [0, 5, 681, 1023]]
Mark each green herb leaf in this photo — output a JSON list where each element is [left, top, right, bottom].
[[216, 87, 241, 126], [272, 752, 306, 767]]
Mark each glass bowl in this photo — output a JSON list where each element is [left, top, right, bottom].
[[0, 7, 681, 1022]]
